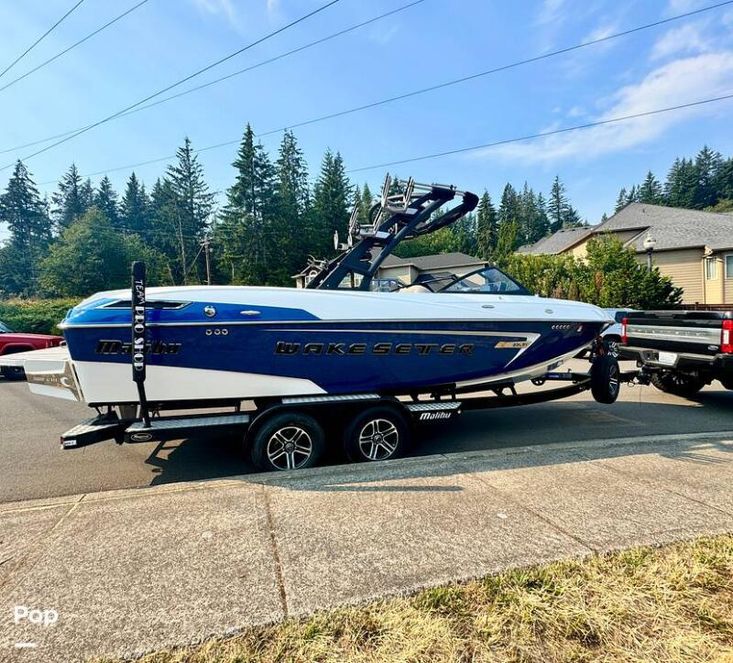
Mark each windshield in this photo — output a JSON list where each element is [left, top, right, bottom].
[[0, 321, 12, 333], [439, 267, 531, 295]]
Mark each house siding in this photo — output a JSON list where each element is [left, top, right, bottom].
[[644, 248, 704, 304], [724, 253, 733, 304], [570, 229, 643, 260]]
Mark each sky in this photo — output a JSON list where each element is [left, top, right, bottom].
[[1, 0, 733, 243]]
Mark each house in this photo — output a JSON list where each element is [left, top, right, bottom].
[[294, 252, 485, 289], [520, 203, 733, 305]]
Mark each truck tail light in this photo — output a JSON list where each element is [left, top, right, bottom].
[[621, 318, 628, 345], [722, 319, 733, 354]]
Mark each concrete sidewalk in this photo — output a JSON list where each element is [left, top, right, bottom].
[[2, 431, 733, 662]]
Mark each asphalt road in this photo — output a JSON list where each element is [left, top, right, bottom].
[[2, 362, 733, 503]]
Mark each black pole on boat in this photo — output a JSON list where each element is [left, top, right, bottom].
[[131, 261, 151, 428]]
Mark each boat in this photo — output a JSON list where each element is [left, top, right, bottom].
[[41, 177, 612, 407]]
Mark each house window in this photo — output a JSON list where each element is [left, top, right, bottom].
[[705, 257, 717, 280], [726, 254, 733, 279]]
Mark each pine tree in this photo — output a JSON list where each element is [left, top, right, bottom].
[[665, 158, 697, 208], [0, 161, 52, 295], [475, 191, 497, 260], [94, 176, 119, 228], [547, 176, 566, 232], [312, 150, 352, 257], [615, 187, 628, 213], [361, 183, 374, 223], [52, 164, 93, 229], [120, 172, 150, 237], [218, 124, 276, 284], [693, 146, 723, 209], [498, 183, 520, 227], [272, 130, 310, 283], [638, 171, 663, 205], [166, 137, 215, 283]]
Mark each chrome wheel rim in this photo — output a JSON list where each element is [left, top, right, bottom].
[[267, 426, 312, 470], [358, 418, 399, 461]]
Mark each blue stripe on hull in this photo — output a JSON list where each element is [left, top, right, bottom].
[[64, 320, 603, 395]]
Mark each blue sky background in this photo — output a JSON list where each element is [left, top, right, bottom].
[[1, 0, 733, 242]]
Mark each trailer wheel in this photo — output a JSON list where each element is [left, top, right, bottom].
[[343, 406, 410, 463], [250, 412, 325, 472], [590, 354, 620, 404], [650, 371, 705, 397]]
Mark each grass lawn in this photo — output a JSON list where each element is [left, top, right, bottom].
[[107, 534, 733, 663]]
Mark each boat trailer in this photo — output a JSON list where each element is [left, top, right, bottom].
[[59, 263, 638, 471]]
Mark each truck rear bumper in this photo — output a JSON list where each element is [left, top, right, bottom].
[[619, 345, 733, 374]]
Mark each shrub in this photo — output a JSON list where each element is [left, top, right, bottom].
[[0, 298, 78, 334]]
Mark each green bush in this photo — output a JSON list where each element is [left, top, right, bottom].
[[0, 298, 78, 334]]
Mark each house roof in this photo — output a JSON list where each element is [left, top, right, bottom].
[[380, 252, 484, 270], [595, 203, 733, 253], [518, 226, 593, 255]]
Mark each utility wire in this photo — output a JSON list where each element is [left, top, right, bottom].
[[0, 0, 424, 156], [26, 0, 733, 183], [38, 92, 733, 187], [347, 93, 733, 172], [1, 0, 343, 171], [0, 0, 86, 80], [0, 0, 151, 94]]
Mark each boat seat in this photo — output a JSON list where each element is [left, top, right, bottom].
[[399, 284, 432, 294]]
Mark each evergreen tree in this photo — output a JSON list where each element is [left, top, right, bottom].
[[498, 183, 520, 227], [475, 191, 497, 260], [217, 124, 276, 284], [272, 130, 309, 283], [547, 176, 581, 230], [361, 183, 374, 223], [714, 157, 733, 201], [166, 137, 215, 283], [0, 161, 52, 295], [312, 150, 352, 257], [638, 171, 663, 204], [94, 176, 119, 228], [120, 172, 150, 237], [614, 187, 628, 213], [665, 158, 697, 208], [693, 146, 723, 209], [52, 164, 93, 229]]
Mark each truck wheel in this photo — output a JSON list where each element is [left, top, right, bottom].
[[603, 335, 621, 356], [343, 406, 410, 463], [0, 365, 25, 381], [590, 354, 620, 404], [650, 371, 705, 397], [250, 412, 325, 472]]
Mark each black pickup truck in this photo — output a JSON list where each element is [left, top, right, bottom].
[[619, 310, 733, 397]]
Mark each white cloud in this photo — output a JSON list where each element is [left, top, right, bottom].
[[266, 0, 279, 13], [191, 0, 237, 24], [651, 22, 709, 60], [664, 0, 706, 15], [536, 0, 568, 26], [482, 52, 733, 164]]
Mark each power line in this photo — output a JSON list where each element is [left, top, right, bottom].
[[0, 0, 151, 94], [346, 93, 733, 173], [27, 0, 733, 185], [1, 0, 344, 171], [0, 0, 425, 156], [0, 0, 86, 80]]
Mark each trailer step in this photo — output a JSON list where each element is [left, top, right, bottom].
[[124, 413, 251, 443], [406, 400, 462, 422], [61, 416, 125, 449]]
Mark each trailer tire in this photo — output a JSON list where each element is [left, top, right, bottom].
[[250, 412, 325, 472], [343, 406, 410, 463], [590, 354, 620, 404], [650, 371, 705, 397]]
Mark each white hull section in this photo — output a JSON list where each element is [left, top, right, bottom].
[[72, 361, 327, 404]]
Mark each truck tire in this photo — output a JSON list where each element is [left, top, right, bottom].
[[250, 411, 325, 472], [343, 406, 410, 463], [590, 354, 620, 404], [650, 371, 705, 397]]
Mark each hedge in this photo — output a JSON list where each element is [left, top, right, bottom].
[[0, 299, 79, 335]]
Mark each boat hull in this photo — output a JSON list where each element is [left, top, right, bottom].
[[62, 318, 605, 405]]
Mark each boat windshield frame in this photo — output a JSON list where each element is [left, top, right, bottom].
[[436, 266, 532, 295]]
